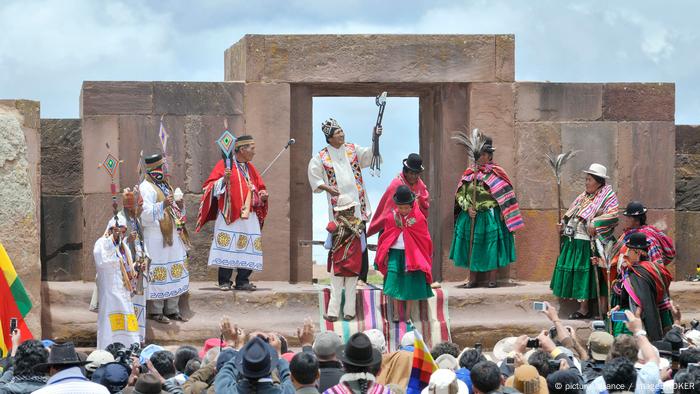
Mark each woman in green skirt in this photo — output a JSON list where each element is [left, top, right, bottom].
[[450, 136, 524, 288], [374, 185, 434, 323], [550, 163, 619, 319]]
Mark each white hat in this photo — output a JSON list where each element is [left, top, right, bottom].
[[85, 350, 115, 372], [493, 337, 518, 362], [364, 329, 387, 354], [684, 329, 700, 346], [400, 331, 416, 349], [583, 163, 609, 179], [334, 194, 358, 212], [421, 369, 469, 394], [435, 354, 459, 371]]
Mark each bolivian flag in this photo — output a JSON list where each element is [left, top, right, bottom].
[[0, 242, 33, 357]]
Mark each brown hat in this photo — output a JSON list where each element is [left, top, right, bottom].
[[588, 331, 614, 361], [123, 373, 168, 394], [505, 365, 548, 394]]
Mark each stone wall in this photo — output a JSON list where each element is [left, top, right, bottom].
[[0, 100, 42, 337], [675, 125, 700, 279], [40, 119, 83, 281]]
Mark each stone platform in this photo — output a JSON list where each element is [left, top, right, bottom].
[[42, 281, 700, 350]]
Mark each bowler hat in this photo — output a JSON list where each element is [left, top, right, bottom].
[[393, 185, 416, 205], [34, 342, 90, 373], [625, 232, 650, 250], [482, 137, 496, 153], [336, 333, 382, 368], [144, 154, 163, 165], [234, 337, 278, 379], [623, 201, 648, 216], [403, 153, 424, 172], [123, 373, 168, 394]]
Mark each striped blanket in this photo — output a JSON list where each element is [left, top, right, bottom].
[[565, 184, 619, 241], [319, 288, 451, 352], [457, 164, 524, 232]]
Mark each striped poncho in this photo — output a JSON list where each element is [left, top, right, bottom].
[[456, 163, 524, 232], [564, 184, 619, 242]]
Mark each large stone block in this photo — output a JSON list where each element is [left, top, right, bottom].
[[495, 35, 515, 82], [243, 83, 291, 281], [117, 115, 187, 190], [226, 35, 501, 83], [81, 82, 153, 116], [41, 119, 82, 195], [515, 83, 603, 122], [468, 83, 516, 176], [0, 107, 42, 337], [617, 122, 675, 209], [183, 114, 245, 194], [153, 82, 244, 115], [602, 83, 674, 121], [676, 125, 700, 154], [183, 194, 216, 282], [82, 116, 120, 194], [675, 211, 700, 280], [514, 122, 562, 210], [41, 195, 83, 281], [676, 175, 700, 211], [514, 210, 560, 281], [560, 122, 618, 205], [80, 193, 113, 280]]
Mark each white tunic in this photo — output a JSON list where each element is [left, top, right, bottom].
[[139, 180, 190, 300], [93, 236, 140, 350], [307, 143, 374, 222], [206, 177, 264, 271]]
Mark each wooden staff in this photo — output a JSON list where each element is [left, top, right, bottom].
[[545, 150, 580, 252]]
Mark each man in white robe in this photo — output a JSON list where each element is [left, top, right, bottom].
[[93, 213, 141, 349], [307, 118, 380, 282], [140, 153, 190, 324]]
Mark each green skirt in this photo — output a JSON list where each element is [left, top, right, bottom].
[[550, 237, 607, 300], [449, 207, 516, 272], [382, 249, 434, 301]]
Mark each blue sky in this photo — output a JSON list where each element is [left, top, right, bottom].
[[2, 1, 697, 264]]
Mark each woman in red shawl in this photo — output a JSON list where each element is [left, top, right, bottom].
[[367, 153, 429, 237], [195, 135, 268, 292], [374, 185, 434, 323]]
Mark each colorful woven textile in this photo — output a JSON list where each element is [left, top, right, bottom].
[[565, 184, 618, 241], [407, 331, 438, 394], [318, 288, 450, 352]]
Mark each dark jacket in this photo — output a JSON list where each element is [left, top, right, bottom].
[[318, 360, 344, 393], [581, 359, 605, 384], [214, 352, 294, 394], [0, 375, 49, 394]]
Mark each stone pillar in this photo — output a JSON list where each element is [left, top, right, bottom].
[[675, 125, 700, 280], [0, 100, 42, 337]]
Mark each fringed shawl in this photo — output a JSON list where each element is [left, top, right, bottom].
[[565, 184, 619, 242]]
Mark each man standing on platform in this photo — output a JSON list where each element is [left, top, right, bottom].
[[140, 154, 190, 324], [196, 135, 269, 291], [308, 118, 380, 283]]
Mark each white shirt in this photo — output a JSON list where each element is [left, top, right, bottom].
[[308, 143, 373, 222], [32, 367, 110, 394]]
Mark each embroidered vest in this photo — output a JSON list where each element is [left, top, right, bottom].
[[319, 143, 370, 221]]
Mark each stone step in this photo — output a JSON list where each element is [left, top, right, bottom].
[[42, 281, 700, 350]]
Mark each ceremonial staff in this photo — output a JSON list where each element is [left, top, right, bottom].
[[370, 92, 387, 177], [545, 150, 579, 252], [451, 128, 487, 267]]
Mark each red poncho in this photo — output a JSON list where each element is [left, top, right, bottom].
[[195, 159, 268, 232], [374, 204, 433, 284], [367, 173, 429, 237]]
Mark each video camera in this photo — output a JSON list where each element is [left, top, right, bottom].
[[115, 343, 142, 365]]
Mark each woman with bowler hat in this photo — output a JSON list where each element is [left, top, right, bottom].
[[609, 232, 673, 341], [323, 333, 390, 394]]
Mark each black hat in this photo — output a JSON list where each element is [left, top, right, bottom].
[[625, 232, 650, 250], [144, 154, 163, 165], [34, 342, 90, 373], [662, 330, 684, 352], [337, 333, 382, 368], [123, 373, 168, 394], [403, 153, 424, 172], [235, 336, 278, 379], [482, 137, 495, 153], [623, 201, 648, 216], [99, 362, 131, 393], [393, 185, 415, 205]]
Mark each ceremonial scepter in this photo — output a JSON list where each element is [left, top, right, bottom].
[[370, 92, 387, 177], [261, 139, 296, 176], [545, 150, 579, 252], [452, 128, 487, 268], [216, 128, 236, 216]]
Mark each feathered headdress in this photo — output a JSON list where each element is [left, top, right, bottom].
[[451, 128, 487, 162]]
